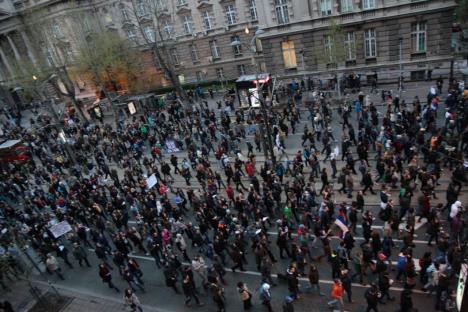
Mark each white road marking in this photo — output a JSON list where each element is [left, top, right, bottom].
[[93, 249, 423, 292]]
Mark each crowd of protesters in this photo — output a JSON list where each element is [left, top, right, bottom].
[[0, 76, 467, 312]]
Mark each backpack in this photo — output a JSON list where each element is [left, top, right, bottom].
[[259, 289, 268, 301]]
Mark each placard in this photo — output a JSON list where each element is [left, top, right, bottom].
[[49, 221, 72, 238], [146, 174, 157, 189]]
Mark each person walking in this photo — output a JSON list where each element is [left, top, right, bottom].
[[163, 263, 180, 294], [287, 265, 300, 300], [327, 279, 344, 311], [378, 272, 395, 304], [72, 243, 91, 268], [123, 268, 145, 292], [340, 269, 353, 303], [45, 254, 65, 280], [259, 282, 273, 312], [99, 263, 120, 292], [282, 296, 295, 312], [365, 284, 381, 312], [54, 243, 73, 269], [211, 283, 226, 312], [307, 264, 324, 295], [399, 289, 414, 312], [191, 255, 207, 287], [237, 281, 253, 311], [182, 273, 204, 307], [123, 288, 143, 312]]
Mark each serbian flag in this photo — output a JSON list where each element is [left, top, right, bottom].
[[334, 218, 349, 236]]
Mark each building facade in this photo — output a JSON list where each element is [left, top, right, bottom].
[[0, 0, 264, 88], [0, 0, 459, 91], [255, 0, 457, 82]]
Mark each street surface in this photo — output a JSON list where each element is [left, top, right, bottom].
[[1, 80, 466, 312]]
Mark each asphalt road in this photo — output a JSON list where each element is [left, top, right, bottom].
[[17, 81, 467, 312]]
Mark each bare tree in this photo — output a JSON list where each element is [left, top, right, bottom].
[[15, 6, 88, 120], [129, 0, 187, 100]]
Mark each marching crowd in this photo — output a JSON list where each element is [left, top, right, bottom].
[[0, 78, 467, 312]]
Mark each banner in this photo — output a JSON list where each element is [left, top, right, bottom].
[[146, 174, 157, 189], [334, 219, 349, 234], [165, 139, 180, 153], [49, 221, 72, 238]]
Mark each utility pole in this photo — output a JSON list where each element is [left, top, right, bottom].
[[398, 37, 403, 98], [247, 28, 276, 167]]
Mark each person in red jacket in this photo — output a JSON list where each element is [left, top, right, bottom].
[[245, 161, 254, 177], [327, 279, 344, 311]]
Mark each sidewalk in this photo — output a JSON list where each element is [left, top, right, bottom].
[[0, 278, 172, 312]]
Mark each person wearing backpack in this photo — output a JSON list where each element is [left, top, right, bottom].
[[237, 282, 253, 311], [259, 282, 273, 312], [365, 283, 381, 312]]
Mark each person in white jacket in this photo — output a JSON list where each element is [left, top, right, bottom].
[[191, 255, 207, 286], [175, 233, 190, 262], [449, 201, 462, 219], [124, 288, 143, 312]]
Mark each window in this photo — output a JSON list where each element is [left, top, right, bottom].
[[170, 48, 179, 65], [155, 0, 167, 11], [341, 0, 353, 13], [181, 15, 194, 35], [362, 0, 376, 10], [121, 9, 130, 22], [320, 0, 332, 16], [162, 20, 173, 39], [210, 40, 221, 59], [275, 0, 289, 24], [281, 40, 297, 69], [344, 31, 356, 60], [231, 36, 242, 56], [83, 17, 92, 32], [105, 14, 113, 24], [190, 44, 199, 62], [324, 35, 334, 63], [237, 64, 246, 75], [216, 68, 225, 80], [177, 0, 187, 6], [136, 0, 147, 16], [364, 28, 377, 58], [52, 22, 64, 39], [411, 22, 426, 52], [143, 26, 155, 43], [201, 11, 214, 30], [196, 71, 204, 82], [249, 0, 258, 21], [225, 4, 237, 25], [42, 46, 55, 66], [127, 28, 137, 43]]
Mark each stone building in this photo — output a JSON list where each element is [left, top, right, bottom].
[[255, 0, 457, 82], [0, 0, 263, 87], [0, 0, 459, 91]]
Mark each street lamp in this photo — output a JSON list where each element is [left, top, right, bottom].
[[248, 29, 276, 167], [398, 37, 403, 98]]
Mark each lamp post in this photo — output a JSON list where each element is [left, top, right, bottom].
[[398, 37, 403, 98], [246, 28, 276, 167]]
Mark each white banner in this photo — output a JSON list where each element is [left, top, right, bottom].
[[146, 174, 157, 189], [165, 140, 180, 153], [49, 221, 73, 238]]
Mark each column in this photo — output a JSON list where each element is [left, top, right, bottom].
[[0, 45, 13, 75], [20, 31, 36, 64], [6, 34, 21, 61]]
